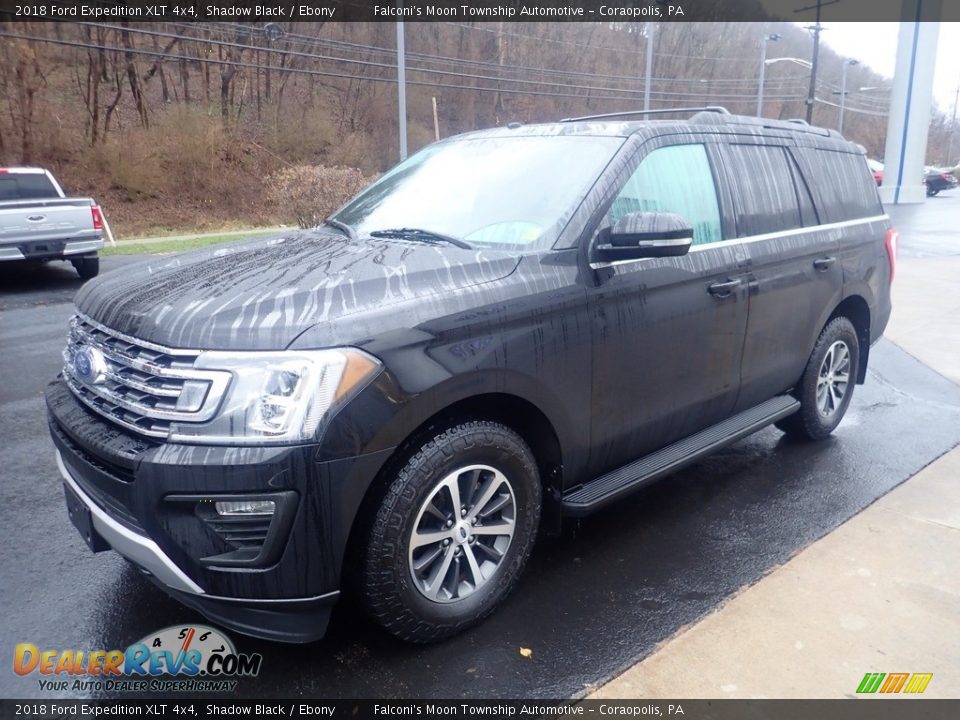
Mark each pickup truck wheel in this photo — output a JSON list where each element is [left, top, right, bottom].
[[72, 256, 100, 280], [360, 420, 541, 643], [776, 316, 859, 441]]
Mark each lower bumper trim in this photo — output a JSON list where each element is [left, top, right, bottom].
[[164, 583, 339, 644], [56, 450, 205, 595]]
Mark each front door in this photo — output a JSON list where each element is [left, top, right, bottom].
[[587, 141, 750, 476]]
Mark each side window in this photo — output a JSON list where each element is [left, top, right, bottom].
[[793, 148, 884, 223], [721, 144, 803, 236], [607, 144, 723, 246]]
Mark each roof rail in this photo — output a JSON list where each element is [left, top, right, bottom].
[[560, 106, 730, 123], [692, 112, 835, 138], [786, 118, 810, 126]]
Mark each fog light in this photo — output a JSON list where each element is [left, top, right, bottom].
[[214, 500, 275, 516]]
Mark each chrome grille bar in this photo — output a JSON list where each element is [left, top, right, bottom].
[[62, 313, 230, 438]]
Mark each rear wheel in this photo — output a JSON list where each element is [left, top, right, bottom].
[[360, 420, 541, 643], [776, 316, 859, 441], [72, 256, 100, 280]]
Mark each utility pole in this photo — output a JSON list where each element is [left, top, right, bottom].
[[794, 0, 841, 124], [644, 21, 655, 112]]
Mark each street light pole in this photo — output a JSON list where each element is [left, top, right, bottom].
[[838, 58, 858, 136], [396, 17, 407, 161], [757, 33, 782, 117], [644, 21, 656, 112]]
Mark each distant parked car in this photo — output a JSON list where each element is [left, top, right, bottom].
[[0, 167, 104, 278], [866, 158, 883, 186], [924, 167, 958, 196]]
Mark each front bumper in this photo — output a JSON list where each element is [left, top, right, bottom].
[[46, 378, 395, 643], [57, 450, 337, 643]]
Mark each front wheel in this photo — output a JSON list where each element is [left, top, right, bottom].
[[776, 316, 860, 441], [360, 420, 541, 643]]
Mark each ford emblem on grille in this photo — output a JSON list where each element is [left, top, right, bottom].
[[73, 345, 108, 385]]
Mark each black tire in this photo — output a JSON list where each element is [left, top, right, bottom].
[[776, 316, 859, 441], [927, 187, 939, 197], [360, 420, 541, 643], [72, 256, 100, 280]]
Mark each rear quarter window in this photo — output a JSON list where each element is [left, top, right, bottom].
[[0, 173, 60, 201], [793, 149, 883, 223]]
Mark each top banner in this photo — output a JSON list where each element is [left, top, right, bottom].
[[0, 0, 956, 23]]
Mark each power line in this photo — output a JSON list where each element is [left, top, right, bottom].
[[183, 20, 806, 90], [62, 24, 811, 102], [0, 30, 808, 105]]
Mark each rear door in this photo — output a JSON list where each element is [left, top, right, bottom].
[[714, 142, 844, 410], [586, 138, 751, 475]]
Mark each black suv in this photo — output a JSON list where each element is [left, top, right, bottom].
[[48, 108, 895, 643]]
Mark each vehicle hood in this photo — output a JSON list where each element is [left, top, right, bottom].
[[75, 230, 521, 350]]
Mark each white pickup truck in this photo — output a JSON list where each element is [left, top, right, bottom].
[[0, 167, 104, 279]]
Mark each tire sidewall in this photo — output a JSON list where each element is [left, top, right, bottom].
[[800, 318, 859, 436], [366, 423, 541, 634]]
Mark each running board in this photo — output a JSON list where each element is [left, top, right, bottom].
[[561, 395, 800, 516]]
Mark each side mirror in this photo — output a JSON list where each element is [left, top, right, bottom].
[[595, 212, 694, 262]]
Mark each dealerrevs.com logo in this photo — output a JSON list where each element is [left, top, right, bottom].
[[14, 625, 263, 693]]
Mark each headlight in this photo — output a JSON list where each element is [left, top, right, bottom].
[[168, 348, 381, 445]]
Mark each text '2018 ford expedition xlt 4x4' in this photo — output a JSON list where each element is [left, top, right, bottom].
[[47, 108, 894, 643]]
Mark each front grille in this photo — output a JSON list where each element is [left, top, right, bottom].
[[62, 314, 229, 439]]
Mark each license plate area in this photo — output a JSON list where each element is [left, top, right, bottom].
[[64, 483, 109, 553]]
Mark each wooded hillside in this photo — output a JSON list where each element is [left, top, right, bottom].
[[1, 21, 954, 236]]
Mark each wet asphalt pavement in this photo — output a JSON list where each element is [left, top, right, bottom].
[[2, 196, 960, 700]]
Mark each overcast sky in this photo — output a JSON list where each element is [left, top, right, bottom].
[[816, 22, 960, 113]]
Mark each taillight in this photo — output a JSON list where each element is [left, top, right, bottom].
[[90, 204, 104, 231], [0, 169, 8, 174], [884, 228, 898, 284], [942, 173, 954, 182]]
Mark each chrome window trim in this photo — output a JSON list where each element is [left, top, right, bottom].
[[687, 213, 890, 252], [589, 214, 889, 269]]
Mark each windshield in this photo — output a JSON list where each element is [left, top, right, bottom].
[[333, 135, 623, 250]]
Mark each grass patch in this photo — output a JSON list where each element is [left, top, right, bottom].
[[102, 230, 279, 256]]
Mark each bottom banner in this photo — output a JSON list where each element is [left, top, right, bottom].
[[1, 700, 959, 720]]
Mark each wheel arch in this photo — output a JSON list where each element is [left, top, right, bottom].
[[341, 391, 566, 595], [828, 294, 871, 383]]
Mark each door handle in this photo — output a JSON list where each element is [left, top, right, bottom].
[[813, 257, 837, 271], [707, 279, 742, 298]]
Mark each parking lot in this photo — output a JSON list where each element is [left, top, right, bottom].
[[2, 193, 959, 699]]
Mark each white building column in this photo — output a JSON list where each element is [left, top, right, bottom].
[[879, 1, 942, 205]]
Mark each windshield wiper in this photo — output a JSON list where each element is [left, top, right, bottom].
[[368, 227, 473, 250], [324, 218, 356, 239]]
